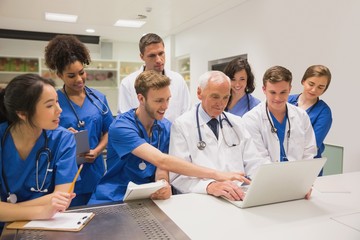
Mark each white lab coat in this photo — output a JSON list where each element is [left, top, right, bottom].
[[242, 101, 317, 163], [118, 67, 191, 122], [169, 105, 268, 194]]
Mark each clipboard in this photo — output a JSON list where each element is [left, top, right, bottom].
[[74, 130, 90, 165], [6, 212, 95, 232]]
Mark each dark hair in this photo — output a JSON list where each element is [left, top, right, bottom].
[[223, 58, 256, 93], [0, 74, 55, 127], [301, 65, 332, 92], [135, 70, 170, 98], [139, 33, 164, 55], [263, 66, 292, 86], [44, 35, 91, 74]]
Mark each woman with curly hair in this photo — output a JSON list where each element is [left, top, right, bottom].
[[45, 35, 114, 206]]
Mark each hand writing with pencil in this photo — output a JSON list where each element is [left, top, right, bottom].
[[68, 164, 83, 193], [38, 191, 76, 220]]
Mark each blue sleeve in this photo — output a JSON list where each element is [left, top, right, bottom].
[[109, 119, 146, 159], [100, 94, 114, 133], [88, 88, 114, 133], [51, 130, 78, 185], [311, 105, 332, 149]]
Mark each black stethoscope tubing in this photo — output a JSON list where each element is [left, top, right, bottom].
[[1, 127, 51, 203], [246, 93, 250, 111], [134, 111, 162, 170], [196, 104, 239, 150], [265, 102, 291, 138], [294, 94, 319, 114], [63, 85, 109, 128]]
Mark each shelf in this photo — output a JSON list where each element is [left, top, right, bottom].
[[120, 61, 143, 80], [0, 56, 142, 114], [40, 59, 119, 88], [176, 55, 190, 87], [0, 57, 39, 85]]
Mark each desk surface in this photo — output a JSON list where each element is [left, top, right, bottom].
[[154, 172, 360, 240], [2, 172, 359, 240], [1, 199, 190, 240]]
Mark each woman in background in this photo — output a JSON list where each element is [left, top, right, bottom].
[[45, 35, 114, 206], [288, 65, 332, 176], [0, 74, 77, 232], [223, 58, 260, 116]]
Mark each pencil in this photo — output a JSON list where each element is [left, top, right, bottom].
[[68, 164, 83, 193]]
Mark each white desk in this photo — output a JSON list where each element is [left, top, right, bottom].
[[155, 172, 360, 240]]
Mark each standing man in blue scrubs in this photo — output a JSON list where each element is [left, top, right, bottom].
[[89, 70, 249, 204]]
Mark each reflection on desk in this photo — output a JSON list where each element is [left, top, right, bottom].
[[1, 200, 190, 240], [154, 172, 360, 240]]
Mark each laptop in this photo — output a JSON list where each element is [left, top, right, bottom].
[[223, 157, 327, 208], [74, 130, 90, 165]]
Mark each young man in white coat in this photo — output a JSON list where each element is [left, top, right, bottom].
[[169, 71, 266, 201], [242, 66, 317, 164]]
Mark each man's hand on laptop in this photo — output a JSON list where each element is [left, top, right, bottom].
[[305, 187, 313, 199], [214, 172, 251, 184], [206, 181, 246, 201]]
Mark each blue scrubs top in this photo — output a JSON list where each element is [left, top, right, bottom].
[[228, 93, 261, 117], [89, 109, 171, 204], [271, 113, 289, 162], [288, 94, 332, 158], [57, 88, 113, 195], [0, 122, 78, 231]]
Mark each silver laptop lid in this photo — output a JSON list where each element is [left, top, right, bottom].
[[240, 157, 327, 208]]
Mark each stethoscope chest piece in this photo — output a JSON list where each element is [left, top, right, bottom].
[[197, 141, 206, 150], [7, 193, 17, 203], [139, 161, 147, 170], [78, 120, 85, 128]]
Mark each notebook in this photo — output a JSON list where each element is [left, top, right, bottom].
[[223, 157, 327, 208], [123, 180, 167, 201], [74, 130, 90, 165], [6, 212, 94, 232]]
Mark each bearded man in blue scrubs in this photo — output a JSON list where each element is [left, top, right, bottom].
[[89, 70, 250, 204]]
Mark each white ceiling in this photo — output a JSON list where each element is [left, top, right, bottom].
[[0, 0, 247, 43]]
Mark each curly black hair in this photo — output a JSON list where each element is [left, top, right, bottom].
[[44, 35, 91, 74]]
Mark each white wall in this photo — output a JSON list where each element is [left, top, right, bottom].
[[0, 38, 101, 58], [173, 0, 359, 172]]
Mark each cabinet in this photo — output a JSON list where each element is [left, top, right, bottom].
[[0, 56, 142, 114], [0, 57, 39, 88], [176, 55, 190, 88], [41, 59, 119, 88], [119, 61, 143, 81]]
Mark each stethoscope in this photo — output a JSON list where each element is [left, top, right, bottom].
[[63, 85, 109, 128], [265, 101, 291, 138], [196, 104, 240, 150], [134, 111, 162, 170], [1, 127, 52, 203], [245, 93, 251, 111], [294, 94, 319, 114]]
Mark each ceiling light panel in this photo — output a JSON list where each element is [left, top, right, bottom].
[[45, 12, 78, 23], [114, 19, 146, 28]]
